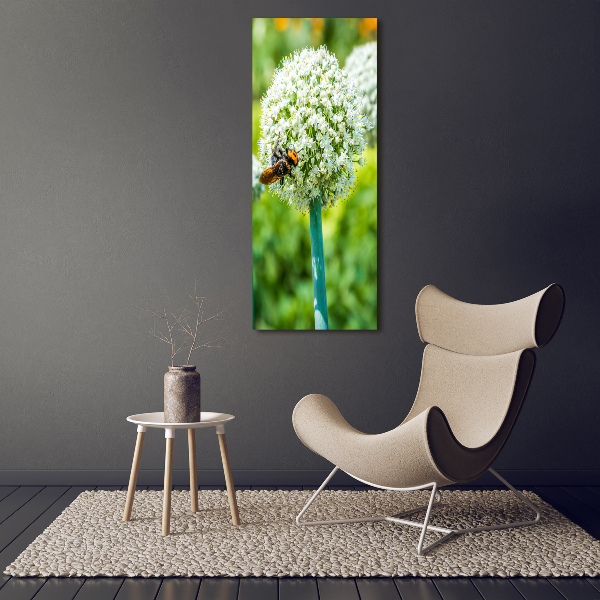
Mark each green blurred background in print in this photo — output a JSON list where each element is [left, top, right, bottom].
[[252, 18, 378, 330]]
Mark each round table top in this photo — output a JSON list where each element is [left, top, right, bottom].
[[127, 411, 235, 429]]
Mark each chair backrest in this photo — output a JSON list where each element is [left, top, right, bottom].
[[404, 284, 564, 458], [415, 283, 565, 356]]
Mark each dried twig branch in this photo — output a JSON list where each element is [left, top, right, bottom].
[[137, 283, 227, 367]]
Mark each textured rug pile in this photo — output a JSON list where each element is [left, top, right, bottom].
[[5, 489, 600, 577]]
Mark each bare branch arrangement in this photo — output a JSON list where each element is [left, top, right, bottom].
[[138, 282, 227, 366]]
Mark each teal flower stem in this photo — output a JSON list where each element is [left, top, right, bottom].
[[309, 195, 329, 330]]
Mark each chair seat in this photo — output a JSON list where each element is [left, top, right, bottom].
[[293, 348, 535, 489], [293, 394, 455, 488]]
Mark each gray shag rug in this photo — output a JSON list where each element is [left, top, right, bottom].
[[5, 489, 600, 578]]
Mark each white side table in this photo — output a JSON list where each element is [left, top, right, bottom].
[[123, 411, 240, 535]]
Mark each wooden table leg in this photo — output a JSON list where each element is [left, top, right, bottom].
[[188, 429, 198, 513], [162, 433, 174, 536], [217, 431, 240, 526], [123, 427, 145, 522]]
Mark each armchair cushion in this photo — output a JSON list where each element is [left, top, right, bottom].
[[293, 394, 455, 488], [293, 349, 535, 488], [416, 283, 564, 356], [293, 283, 561, 490]]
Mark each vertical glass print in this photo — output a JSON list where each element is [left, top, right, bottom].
[[253, 18, 377, 330]]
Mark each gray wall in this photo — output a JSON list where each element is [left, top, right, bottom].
[[1, 0, 598, 476]]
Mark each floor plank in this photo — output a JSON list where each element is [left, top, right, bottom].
[[196, 577, 238, 600], [433, 578, 484, 600], [0, 487, 93, 572], [565, 487, 600, 513], [471, 578, 524, 600], [394, 578, 443, 600], [356, 578, 401, 600], [34, 578, 86, 600], [279, 578, 319, 600], [0, 487, 43, 525], [0, 487, 18, 504], [154, 578, 201, 600], [511, 578, 566, 600], [588, 579, 600, 593], [536, 487, 600, 538], [318, 578, 360, 600], [549, 578, 600, 600], [114, 577, 162, 599], [0, 486, 68, 553], [0, 577, 46, 600], [238, 577, 277, 600], [73, 578, 124, 600]]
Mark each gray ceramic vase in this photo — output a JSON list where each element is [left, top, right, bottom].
[[164, 365, 201, 423]]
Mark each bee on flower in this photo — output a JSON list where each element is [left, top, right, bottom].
[[258, 46, 372, 213]]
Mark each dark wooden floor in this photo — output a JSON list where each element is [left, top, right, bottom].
[[1, 484, 600, 599]]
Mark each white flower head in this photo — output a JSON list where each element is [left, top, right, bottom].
[[252, 154, 266, 202], [259, 46, 371, 213], [344, 42, 377, 145]]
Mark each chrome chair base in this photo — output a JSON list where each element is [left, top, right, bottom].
[[296, 467, 541, 555]]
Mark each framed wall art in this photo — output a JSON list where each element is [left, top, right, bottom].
[[252, 18, 378, 330]]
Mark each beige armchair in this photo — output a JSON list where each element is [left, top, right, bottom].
[[293, 283, 564, 554]]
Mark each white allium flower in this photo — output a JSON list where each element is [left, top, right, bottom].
[[259, 46, 371, 213], [344, 42, 377, 145], [252, 154, 265, 202]]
